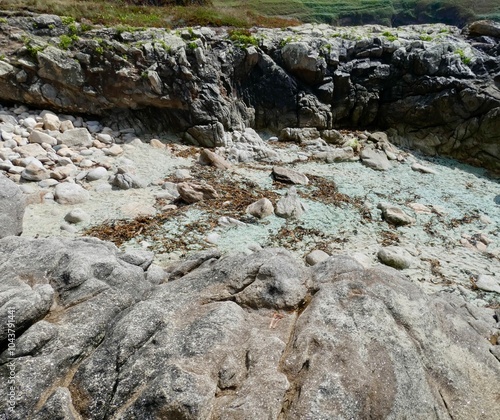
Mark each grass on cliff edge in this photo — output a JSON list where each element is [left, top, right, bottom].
[[1, 0, 499, 28]]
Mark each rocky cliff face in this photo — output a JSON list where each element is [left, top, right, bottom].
[[0, 13, 498, 169]]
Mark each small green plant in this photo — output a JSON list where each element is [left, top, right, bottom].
[[68, 22, 78, 35], [0, 54, 6, 61], [80, 23, 93, 32], [0, 18, 7, 24], [23, 36, 45, 58], [279, 36, 294, 47], [48, 24, 55, 30], [382, 31, 397, 42], [420, 34, 433, 41], [59, 34, 78, 50], [95, 46, 104, 55], [439, 28, 449, 34], [229, 29, 258, 48], [141, 71, 149, 79], [61, 16, 75, 26], [455, 48, 472, 65], [187, 41, 198, 50]]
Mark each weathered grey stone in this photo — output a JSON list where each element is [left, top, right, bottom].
[[475, 274, 500, 293], [86, 166, 108, 181], [272, 166, 309, 185], [279, 127, 320, 143], [0, 173, 25, 238], [111, 173, 147, 190], [58, 128, 92, 147], [64, 208, 89, 224], [360, 148, 392, 171], [54, 182, 90, 205], [275, 186, 306, 219], [21, 162, 49, 181], [29, 130, 57, 146], [199, 148, 231, 169], [177, 182, 218, 203], [411, 162, 437, 174], [282, 42, 326, 85], [305, 249, 330, 266], [378, 246, 414, 269], [246, 197, 274, 218], [184, 122, 225, 148], [1, 240, 498, 420], [378, 202, 416, 226]]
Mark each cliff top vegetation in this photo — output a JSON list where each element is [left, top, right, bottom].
[[2, 0, 499, 29]]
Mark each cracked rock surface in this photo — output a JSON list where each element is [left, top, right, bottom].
[[1, 237, 499, 419]]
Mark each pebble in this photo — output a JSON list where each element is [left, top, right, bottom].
[[475, 275, 500, 294], [378, 246, 414, 269], [205, 232, 220, 244], [64, 208, 90, 224], [306, 249, 330, 266], [246, 198, 274, 219], [411, 162, 437, 174], [86, 166, 108, 181], [54, 182, 90, 205]]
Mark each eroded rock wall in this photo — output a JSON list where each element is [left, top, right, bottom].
[[0, 13, 499, 168]]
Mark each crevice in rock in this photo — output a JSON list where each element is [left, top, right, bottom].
[[438, 389, 455, 420], [277, 288, 316, 419], [34, 331, 106, 415]]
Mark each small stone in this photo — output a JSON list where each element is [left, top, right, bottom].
[[246, 198, 274, 219], [177, 182, 218, 203], [205, 232, 220, 244], [60, 222, 78, 233], [276, 186, 306, 219], [199, 149, 231, 170], [360, 148, 392, 171], [111, 173, 147, 190], [368, 132, 388, 143], [29, 130, 57, 146], [21, 162, 49, 181], [64, 208, 90, 224], [86, 166, 108, 181], [475, 275, 500, 294], [378, 202, 415, 226], [54, 183, 90, 205], [149, 139, 165, 149], [59, 120, 74, 132], [58, 128, 93, 147], [38, 178, 59, 188], [79, 159, 94, 168], [378, 247, 413, 269], [218, 216, 246, 228], [161, 182, 180, 199], [272, 166, 309, 185], [96, 133, 113, 144], [306, 250, 330, 266], [104, 144, 123, 156], [411, 163, 437, 174], [42, 113, 61, 131]]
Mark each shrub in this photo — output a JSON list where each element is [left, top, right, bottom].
[[228, 29, 258, 47]]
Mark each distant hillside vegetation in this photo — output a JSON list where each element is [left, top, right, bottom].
[[216, 0, 500, 27], [2, 0, 499, 27]]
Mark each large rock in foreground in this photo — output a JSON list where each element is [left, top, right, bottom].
[[0, 173, 25, 238], [0, 237, 499, 419]]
